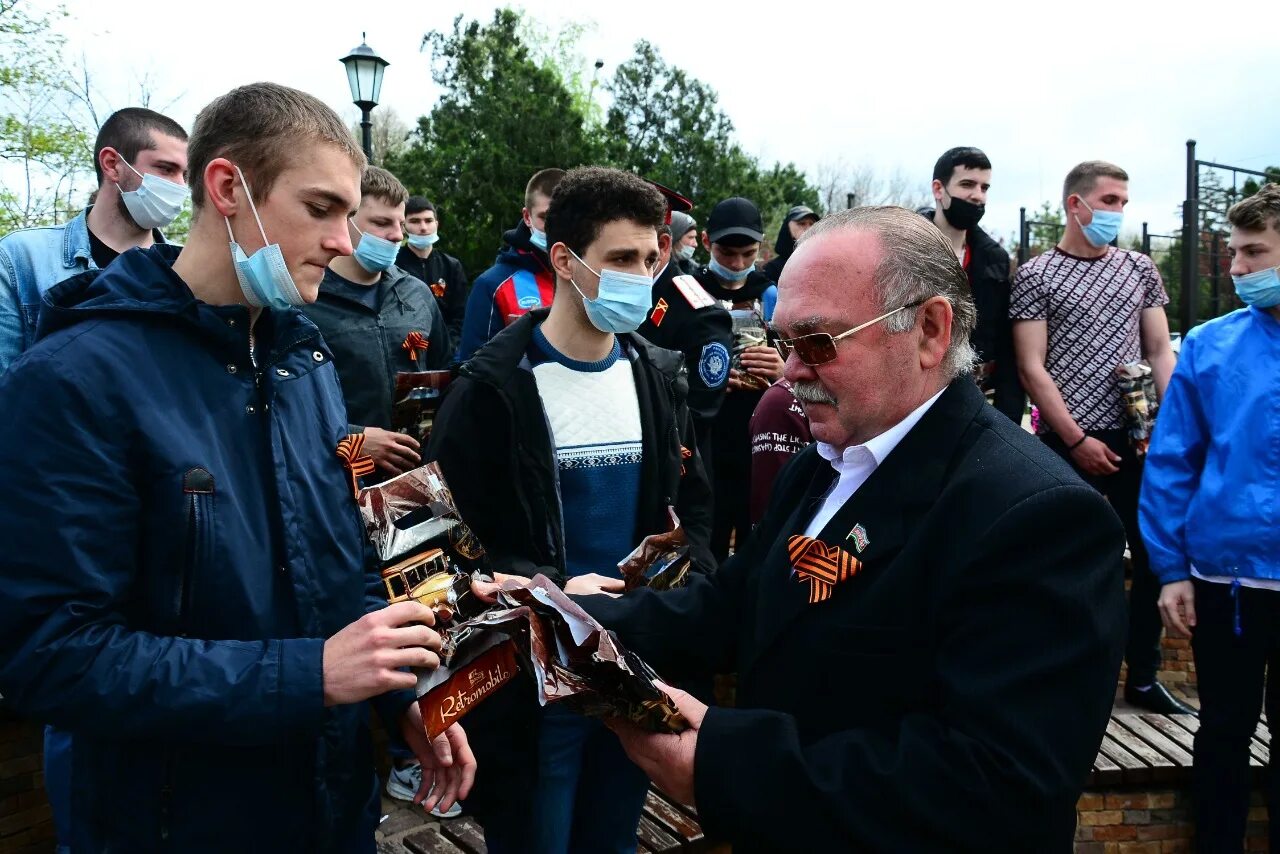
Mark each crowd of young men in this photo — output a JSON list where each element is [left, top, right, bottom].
[[0, 83, 1274, 854]]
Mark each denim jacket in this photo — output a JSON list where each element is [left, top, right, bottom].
[[0, 210, 96, 373]]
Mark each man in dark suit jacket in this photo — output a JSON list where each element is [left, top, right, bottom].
[[570, 205, 1127, 852]]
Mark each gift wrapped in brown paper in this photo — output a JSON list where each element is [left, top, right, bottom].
[[362, 464, 686, 739]]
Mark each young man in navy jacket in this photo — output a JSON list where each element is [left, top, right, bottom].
[[0, 82, 473, 852]]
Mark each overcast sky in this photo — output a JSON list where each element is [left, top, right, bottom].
[[43, 0, 1278, 246]]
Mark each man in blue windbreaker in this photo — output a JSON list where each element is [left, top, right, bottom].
[[0, 82, 473, 852], [1140, 182, 1280, 853]]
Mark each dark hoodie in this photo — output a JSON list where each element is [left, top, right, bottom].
[[0, 245, 402, 852], [762, 218, 799, 283], [454, 219, 555, 362]]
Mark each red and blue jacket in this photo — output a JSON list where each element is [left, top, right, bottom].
[[455, 220, 555, 363]]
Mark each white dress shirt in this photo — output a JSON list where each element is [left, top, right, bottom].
[[803, 388, 947, 538]]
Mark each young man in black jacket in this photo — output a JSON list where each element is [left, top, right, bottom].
[[302, 167, 451, 479], [639, 189, 733, 464], [427, 166, 713, 854], [396, 196, 468, 342], [694, 197, 785, 560], [922, 146, 1025, 423]]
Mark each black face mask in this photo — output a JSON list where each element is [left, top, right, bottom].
[[941, 193, 985, 230]]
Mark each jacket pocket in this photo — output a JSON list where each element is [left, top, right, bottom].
[[177, 468, 216, 635]]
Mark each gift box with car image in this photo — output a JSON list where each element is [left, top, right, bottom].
[[358, 463, 688, 739]]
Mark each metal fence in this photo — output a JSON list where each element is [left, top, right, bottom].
[[1179, 140, 1277, 331]]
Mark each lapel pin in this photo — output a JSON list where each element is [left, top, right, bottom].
[[847, 523, 870, 554]]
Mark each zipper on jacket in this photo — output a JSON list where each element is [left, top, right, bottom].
[[159, 753, 175, 844], [177, 469, 215, 635]]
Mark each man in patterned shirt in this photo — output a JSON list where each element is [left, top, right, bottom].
[[1010, 160, 1189, 715]]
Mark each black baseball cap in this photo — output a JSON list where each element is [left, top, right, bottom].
[[786, 205, 819, 224], [707, 197, 764, 244]]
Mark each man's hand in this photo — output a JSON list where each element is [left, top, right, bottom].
[[322, 601, 441, 706], [564, 573, 625, 597], [399, 707, 476, 814], [739, 345, 784, 383], [607, 681, 707, 806], [470, 572, 522, 604], [362, 427, 421, 475], [1070, 436, 1121, 476], [1158, 580, 1196, 638]]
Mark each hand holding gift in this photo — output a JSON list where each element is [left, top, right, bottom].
[[357, 463, 688, 743]]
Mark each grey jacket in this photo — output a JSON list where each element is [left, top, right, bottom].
[[302, 265, 451, 431]]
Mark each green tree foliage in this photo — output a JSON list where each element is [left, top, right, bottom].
[[1015, 201, 1065, 261], [517, 18, 603, 125], [0, 1, 92, 232], [602, 39, 819, 242], [1240, 167, 1280, 198], [386, 9, 604, 275]]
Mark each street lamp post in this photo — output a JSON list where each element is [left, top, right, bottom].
[[340, 33, 389, 161]]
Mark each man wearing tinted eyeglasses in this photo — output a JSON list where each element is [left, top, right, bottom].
[[572, 205, 1126, 853]]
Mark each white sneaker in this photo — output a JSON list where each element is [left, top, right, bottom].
[[386, 762, 463, 818]]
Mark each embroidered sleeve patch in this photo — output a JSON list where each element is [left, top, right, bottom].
[[650, 297, 669, 328], [698, 342, 730, 388]]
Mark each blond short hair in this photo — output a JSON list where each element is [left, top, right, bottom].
[[524, 168, 566, 209], [187, 82, 365, 210], [1063, 161, 1129, 204], [361, 166, 407, 207]]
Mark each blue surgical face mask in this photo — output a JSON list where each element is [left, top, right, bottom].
[[1232, 265, 1280, 308], [676, 244, 695, 261], [225, 165, 304, 310], [1075, 197, 1124, 248], [407, 232, 438, 250], [529, 226, 548, 251], [567, 247, 654, 334], [352, 226, 400, 272], [116, 157, 189, 230], [708, 255, 753, 282]]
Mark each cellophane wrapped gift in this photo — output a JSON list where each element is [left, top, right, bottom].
[[726, 299, 770, 391], [1115, 361, 1159, 455], [390, 370, 453, 446], [616, 508, 693, 592], [358, 463, 687, 739]]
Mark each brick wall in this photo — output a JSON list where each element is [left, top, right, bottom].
[[1076, 788, 1269, 852], [0, 708, 54, 854]]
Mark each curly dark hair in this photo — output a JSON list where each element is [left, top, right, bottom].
[[545, 166, 666, 256]]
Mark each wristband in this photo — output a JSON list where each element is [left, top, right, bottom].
[[1068, 434, 1088, 451]]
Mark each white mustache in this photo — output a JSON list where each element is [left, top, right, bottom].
[[792, 381, 836, 405]]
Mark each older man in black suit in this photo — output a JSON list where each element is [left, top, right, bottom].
[[577, 206, 1127, 852]]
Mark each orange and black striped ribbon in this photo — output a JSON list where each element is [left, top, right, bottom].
[[336, 433, 376, 497], [402, 331, 429, 363], [787, 535, 862, 604]]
